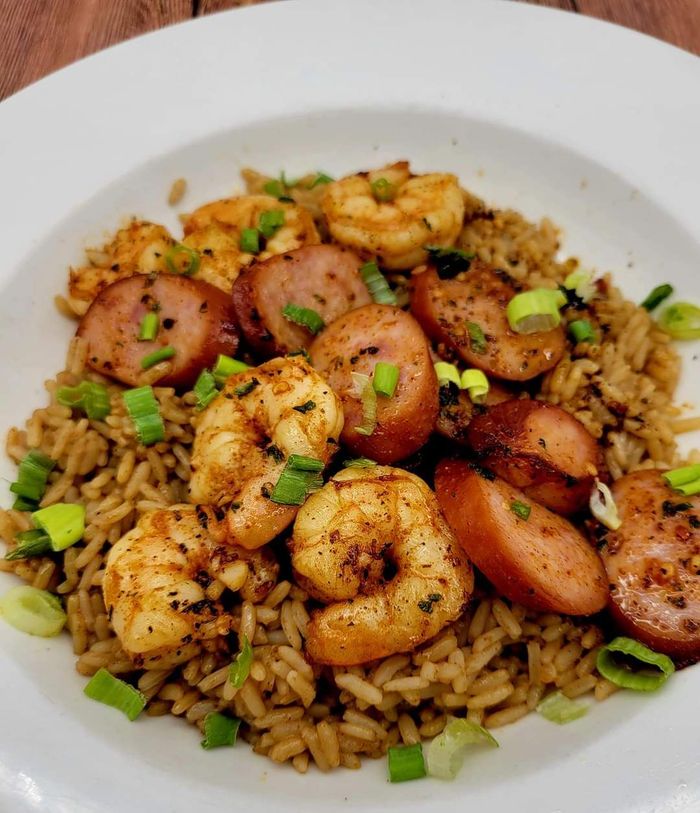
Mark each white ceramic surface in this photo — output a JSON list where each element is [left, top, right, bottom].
[[1, 1, 699, 811]]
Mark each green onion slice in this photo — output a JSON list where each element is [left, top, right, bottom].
[[165, 243, 200, 276], [228, 634, 253, 689], [263, 179, 287, 199], [460, 369, 489, 403], [0, 586, 67, 637], [659, 302, 700, 340], [596, 636, 675, 691], [343, 458, 377, 468], [569, 319, 596, 344], [434, 362, 461, 388], [84, 667, 146, 720], [201, 712, 241, 750], [309, 172, 334, 188], [259, 209, 285, 239], [352, 372, 377, 437], [510, 500, 531, 521], [641, 283, 673, 311], [9, 450, 55, 506], [193, 369, 218, 411], [466, 321, 487, 354], [282, 303, 325, 335], [589, 479, 621, 530], [563, 269, 596, 303], [213, 354, 250, 385], [5, 529, 52, 561], [662, 464, 700, 496], [425, 245, 474, 279], [373, 362, 399, 398], [387, 743, 426, 783], [506, 289, 565, 334], [239, 227, 260, 254], [123, 386, 165, 446], [138, 312, 159, 341], [425, 717, 498, 780], [286, 455, 324, 472], [140, 346, 176, 370], [370, 178, 395, 202], [270, 462, 323, 505], [537, 691, 588, 724], [32, 503, 85, 551], [360, 261, 397, 306], [56, 381, 111, 420]]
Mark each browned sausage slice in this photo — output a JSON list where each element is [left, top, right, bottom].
[[467, 399, 602, 514], [601, 470, 700, 661], [435, 459, 607, 615], [435, 381, 514, 446], [232, 245, 372, 357], [310, 304, 438, 463], [411, 262, 566, 381], [77, 274, 239, 389]]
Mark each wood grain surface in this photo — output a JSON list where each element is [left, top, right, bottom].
[[0, 0, 697, 101]]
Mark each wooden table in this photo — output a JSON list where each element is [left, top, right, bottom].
[[1, 0, 698, 101]]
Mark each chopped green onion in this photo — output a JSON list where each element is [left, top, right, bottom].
[[263, 179, 287, 199], [352, 372, 377, 437], [506, 289, 565, 334], [590, 479, 621, 530], [138, 312, 159, 341], [373, 362, 399, 398], [569, 319, 596, 344], [537, 691, 588, 724], [0, 585, 66, 637], [56, 381, 111, 420], [234, 379, 259, 398], [434, 362, 461, 388], [662, 464, 700, 496], [460, 368, 489, 403], [292, 400, 316, 414], [259, 209, 285, 239], [510, 500, 531, 521], [201, 712, 241, 750], [12, 497, 39, 512], [370, 178, 395, 202], [228, 634, 253, 689], [309, 172, 334, 188], [343, 457, 377, 468], [9, 450, 55, 507], [165, 243, 200, 276], [239, 227, 260, 254], [270, 461, 323, 505], [84, 667, 146, 720], [282, 303, 325, 335], [5, 529, 52, 561], [32, 503, 85, 551], [596, 636, 675, 691], [140, 346, 176, 370], [123, 386, 165, 446], [387, 743, 426, 783], [286, 455, 324, 472], [466, 321, 487, 354], [287, 347, 312, 363], [193, 369, 218, 411], [213, 354, 250, 386], [659, 302, 700, 340], [360, 261, 397, 306], [425, 717, 498, 780], [425, 245, 474, 279], [641, 283, 673, 311], [563, 269, 596, 303]]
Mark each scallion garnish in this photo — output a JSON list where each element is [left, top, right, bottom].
[[466, 321, 487, 354], [193, 370, 218, 411], [5, 529, 52, 561], [270, 455, 324, 506], [9, 450, 55, 509], [641, 283, 673, 311], [659, 302, 700, 340], [662, 464, 700, 496], [212, 354, 250, 386], [240, 227, 260, 254], [165, 243, 200, 276], [596, 636, 675, 691], [387, 743, 426, 783], [259, 209, 285, 239], [459, 369, 489, 403], [292, 400, 316, 414], [0, 585, 66, 637], [286, 455, 324, 472], [569, 319, 596, 344], [510, 500, 531, 521], [434, 361, 461, 388], [263, 179, 286, 199], [201, 712, 241, 750], [359, 261, 397, 306], [370, 178, 395, 202], [309, 172, 334, 188], [32, 503, 85, 551], [425, 245, 474, 278], [537, 691, 588, 724], [282, 303, 325, 335], [563, 269, 596, 304], [56, 381, 111, 420], [84, 667, 147, 720], [589, 479, 621, 530], [140, 346, 176, 370], [138, 312, 159, 342], [425, 717, 498, 780], [373, 362, 399, 398], [343, 458, 377, 468], [228, 634, 253, 689], [352, 372, 377, 437], [506, 289, 566, 334], [123, 386, 165, 446], [234, 379, 259, 398]]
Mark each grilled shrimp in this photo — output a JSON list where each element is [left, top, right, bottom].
[[189, 356, 344, 550], [322, 162, 465, 269], [290, 466, 473, 665]]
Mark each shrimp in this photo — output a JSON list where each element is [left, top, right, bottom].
[[68, 220, 175, 314], [189, 356, 344, 550], [103, 505, 248, 669], [290, 465, 473, 665], [322, 161, 465, 270]]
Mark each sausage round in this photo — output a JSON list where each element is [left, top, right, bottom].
[[410, 262, 566, 381], [310, 304, 438, 463], [77, 273, 239, 389], [232, 245, 372, 357], [435, 381, 514, 446], [467, 399, 602, 514], [434, 459, 608, 615], [601, 470, 700, 661]]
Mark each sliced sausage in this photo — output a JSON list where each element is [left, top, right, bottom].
[[435, 381, 514, 446], [410, 262, 566, 381], [77, 273, 239, 389], [467, 400, 602, 514], [601, 470, 700, 661], [232, 245, 372, 358], [310, 304, 438, 463], [435, 459, 607, 615]]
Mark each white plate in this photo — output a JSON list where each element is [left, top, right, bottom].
[[1, 1, 699, 810]]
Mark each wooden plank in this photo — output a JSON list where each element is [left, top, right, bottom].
[[518, 0, 576, 8], [575, 0, 700, 54], [0, 0, 192, 100], [197, 0, 275, 13]]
